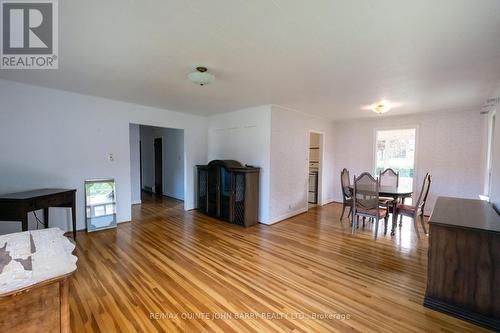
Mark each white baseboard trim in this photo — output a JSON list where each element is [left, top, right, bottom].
[[328, 196, 344, 204], [131, 200, 142, 205], [320, 197, 336, 206], [265, 206, 309, 225]]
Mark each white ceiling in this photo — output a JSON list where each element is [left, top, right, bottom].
[[1, 0, 500, 120]]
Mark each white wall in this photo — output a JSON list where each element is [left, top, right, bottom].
[[129, 124, 141, 204], [269, 105, 335, 223], [206, 104, 336, 224], [163, 128, 185, 200], [332, 109, 486, 214], [139, 125, 185, 200], [207, 106, 272, 223], [0, 80, 206, 235]]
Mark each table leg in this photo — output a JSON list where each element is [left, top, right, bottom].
[[21, 210, 28, 232], [391, 197, 398, 236], [71, 192, 77, 240], [351, 207, 356, 234], [43, 207, 49, 228]]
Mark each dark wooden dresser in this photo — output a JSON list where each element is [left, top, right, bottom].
[[425, 197, 500, 331], [197, 160, 259, 227]]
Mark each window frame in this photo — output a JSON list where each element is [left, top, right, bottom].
[[372, 125, 419, 191]]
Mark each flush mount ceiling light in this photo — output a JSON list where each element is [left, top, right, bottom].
[[362, 100, 401, 114], [188, 66, 215, 86]]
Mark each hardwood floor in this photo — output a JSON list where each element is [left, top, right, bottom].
[[69, 194, 487, 332]]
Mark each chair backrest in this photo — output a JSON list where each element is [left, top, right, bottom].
[[415, 173, 432, 209], [353, 172, 380, 211], [379, 168, 399, 187], [340, 168, 352, 199]]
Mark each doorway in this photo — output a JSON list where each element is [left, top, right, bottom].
[[308, 132, 323, 207], [374, 128, 417, 191], [154, 138, 163, 195], [129, 124, 186, 210]]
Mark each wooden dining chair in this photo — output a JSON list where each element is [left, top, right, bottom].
[[379, 168, 399, 187], [340, 168, 352, 220], [396, 173, 431, 239], [352, 172, 389, 240], [379, 168, 399, 205]]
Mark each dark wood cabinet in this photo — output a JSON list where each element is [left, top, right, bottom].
[[425, 197, 500, 331], [197, 160, 259, 227]]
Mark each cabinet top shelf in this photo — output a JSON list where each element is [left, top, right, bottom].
[[197, 160, 260, 172]]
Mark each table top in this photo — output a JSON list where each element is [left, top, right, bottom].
[[0, 228, 77, 296], [349, 184, 413, 197], [429, 197, 500, 233], [0, 188, 76, 201]]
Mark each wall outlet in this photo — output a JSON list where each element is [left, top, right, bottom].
[[288, 204, 292, 210]]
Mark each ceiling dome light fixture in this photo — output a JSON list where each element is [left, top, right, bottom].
[[188, 66, 215, 86], [362, 99, 401, 114]]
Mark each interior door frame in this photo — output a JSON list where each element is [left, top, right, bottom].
[[154, 136, 163, 195], [307, 130, 325, 208], [372, 125, 419, 193], [486, 109, 497, 197], [139, 140, 143, 191]]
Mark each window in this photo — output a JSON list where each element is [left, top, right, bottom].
[[375, 128, 416, 190]]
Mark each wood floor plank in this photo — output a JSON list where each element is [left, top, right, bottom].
[[69, 194, 489, 332]]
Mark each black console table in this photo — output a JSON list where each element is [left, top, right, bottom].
[[0, 189, 77, 240]]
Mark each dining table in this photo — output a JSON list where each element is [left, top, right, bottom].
[[348, 184, 413, 235]]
